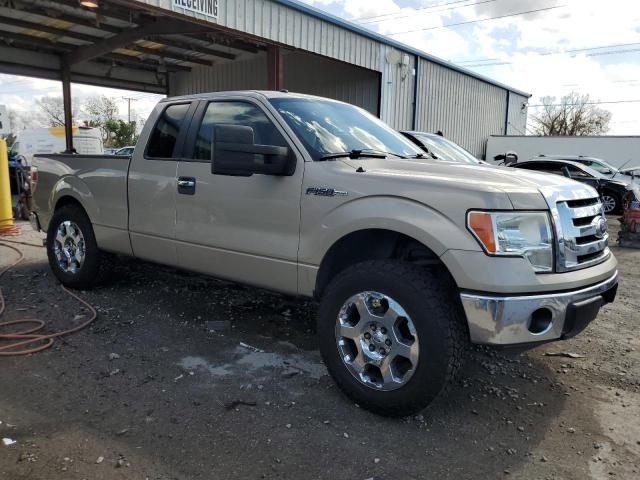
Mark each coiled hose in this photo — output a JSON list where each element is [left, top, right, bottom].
[[0, 228, 98, 356]]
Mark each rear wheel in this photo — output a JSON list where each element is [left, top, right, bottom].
[[46, 204, 112, 289], [601, 193, 620, 214], [318, 260, 467, 417]]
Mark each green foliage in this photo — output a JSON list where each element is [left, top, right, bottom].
[[105, 119, 137, 148]]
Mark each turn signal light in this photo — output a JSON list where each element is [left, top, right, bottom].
[[468, 212, 496, 253]]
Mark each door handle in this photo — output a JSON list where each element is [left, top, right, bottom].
[[177, 177, 196, 195]]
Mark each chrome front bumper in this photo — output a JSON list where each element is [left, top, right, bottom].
[[460, 271, 619, 346]]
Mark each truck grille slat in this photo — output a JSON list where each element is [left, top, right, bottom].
[[539, 186, 610, 273]]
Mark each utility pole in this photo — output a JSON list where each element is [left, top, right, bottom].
[[122, 97, 138, 124]]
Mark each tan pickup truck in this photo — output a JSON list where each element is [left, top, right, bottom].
[[30, 91, 618, 416]]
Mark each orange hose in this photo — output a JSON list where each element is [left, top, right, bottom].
[[0, 239, 98, 356]]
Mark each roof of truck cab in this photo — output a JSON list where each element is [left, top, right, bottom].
[[161, 90, 342, 103]]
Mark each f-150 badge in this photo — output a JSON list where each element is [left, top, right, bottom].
[[306, 187, 348, 197]]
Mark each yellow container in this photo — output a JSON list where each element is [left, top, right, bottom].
[[0, 138, 14, 227]]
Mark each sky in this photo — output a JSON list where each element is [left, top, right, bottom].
[[0, 0, 639, 134], [303, 0, 640, 134]]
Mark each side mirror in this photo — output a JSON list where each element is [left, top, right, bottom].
[[211, 124, 295, 177]]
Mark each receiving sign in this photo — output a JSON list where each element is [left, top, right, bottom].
[[173, 0, 219, 19]]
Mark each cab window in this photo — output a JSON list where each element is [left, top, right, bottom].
[[146, 103, 191, 159], [192, 101, 287, 161]]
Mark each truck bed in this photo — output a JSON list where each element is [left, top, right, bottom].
[[32, 154, 132, 254]]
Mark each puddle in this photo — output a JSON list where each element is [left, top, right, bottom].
[[178, 347, 326, 380]]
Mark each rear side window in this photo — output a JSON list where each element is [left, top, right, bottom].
[[146, 103, 190, 158], [192, 101, 287, 161]]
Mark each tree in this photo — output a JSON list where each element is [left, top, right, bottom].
[[35, 96, 68, 127], [105, 119, 138, 148], [83, 95, 119, 143], [530, 92, 612, 136]]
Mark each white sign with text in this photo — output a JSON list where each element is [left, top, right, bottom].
[[173, 0, 219, 19]]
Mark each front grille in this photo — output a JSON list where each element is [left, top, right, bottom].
[[555, 197, 610, 272]]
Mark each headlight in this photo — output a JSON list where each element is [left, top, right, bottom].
[[467, 211, 554, 273]]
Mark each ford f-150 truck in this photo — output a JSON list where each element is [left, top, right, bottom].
[[30, 91, 618, 417]]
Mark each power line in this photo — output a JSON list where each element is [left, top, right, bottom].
[[529, 99, 640, 107], [356, 0, 501, 24], [461, 46, 640, 68], [455, 41, 640, 65], [387, 4, 566, 36]]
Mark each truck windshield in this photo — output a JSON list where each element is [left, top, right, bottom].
[[269, 98, 424, 161]]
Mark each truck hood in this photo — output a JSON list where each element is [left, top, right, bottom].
[[342, 158, 594, 210]]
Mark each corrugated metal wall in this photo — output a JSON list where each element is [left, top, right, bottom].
[[169, 52, 381, 115], [506, 92, 529, 135], [144, 0, 380, 71], [282, 52, 380, 115], [415, 59, 508, 158], [148, 0, 529, 152], [170, 57, 268, 94], [379, 46, 415, 131]]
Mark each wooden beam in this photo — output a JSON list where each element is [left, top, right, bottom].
[[128, 44, 214, 66], [147, 36, 236, 61], [0, 14, 99, 43], [186, 33, 262, 54], [66, 18, 212, 65]]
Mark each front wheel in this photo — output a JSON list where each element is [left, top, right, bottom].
[[46, 204, 112, 289], [318, 260, 467, 417]]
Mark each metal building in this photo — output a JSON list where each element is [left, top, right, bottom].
[[0, 0, 530, 158]]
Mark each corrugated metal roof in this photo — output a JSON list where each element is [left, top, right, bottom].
[[271, 0, 531, 98]]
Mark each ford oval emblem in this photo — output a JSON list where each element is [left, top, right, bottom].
[[594, 216, 608, 239]]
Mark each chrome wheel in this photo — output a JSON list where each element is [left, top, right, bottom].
[[53, 220, 86, 274], [602, 195, 617, 213], [335, 292, 419, 391]]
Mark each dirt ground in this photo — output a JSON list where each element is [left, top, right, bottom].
[[1, 220, 639, 480]]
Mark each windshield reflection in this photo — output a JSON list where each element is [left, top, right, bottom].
[[271, 98, 423, 161]]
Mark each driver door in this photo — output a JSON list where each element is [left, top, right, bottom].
[[174, 99, 304, 295]]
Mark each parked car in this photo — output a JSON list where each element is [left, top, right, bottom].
[[510, 159, 628, 214], [104, 148, 119, 155], [401, 131, 485, 165], [114, 146, 135, 156], [31, 91, 618, 417], [534, 155, 640, 184]]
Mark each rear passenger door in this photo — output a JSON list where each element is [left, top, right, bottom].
[[128, 101, 196, 266], [174, 98, 304, 295]]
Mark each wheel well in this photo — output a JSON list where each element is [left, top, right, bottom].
[[314, 229, 450, 300], [51, 196, 88, 229]]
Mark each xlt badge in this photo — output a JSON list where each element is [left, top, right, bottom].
[[306, 187, 348, 197]]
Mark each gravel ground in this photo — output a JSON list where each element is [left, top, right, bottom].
[[0, 220, 638, 480]]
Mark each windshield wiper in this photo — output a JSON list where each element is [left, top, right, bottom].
[[318, 150, 388, 161]]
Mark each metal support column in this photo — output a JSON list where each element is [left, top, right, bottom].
[[267, 45, 283, 91], [62, 63, 74, 153]]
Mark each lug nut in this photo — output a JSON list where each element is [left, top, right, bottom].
[[385, 339, 392, 346], [379, 348, 386, 355], [364, 332, 371, 340], [380, 327, 387, 334], [370, 323, 376, 331], [369, 344, 376, 352]]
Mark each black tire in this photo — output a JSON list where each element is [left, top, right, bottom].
[[318, 260, 467, 417], [46, 204, 113, 289]]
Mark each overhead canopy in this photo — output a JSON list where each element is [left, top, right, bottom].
[[0, 0, 271, 94], [0, 0, 281, 151]]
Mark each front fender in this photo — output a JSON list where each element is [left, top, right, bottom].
[[299, 195, 481, 267]]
